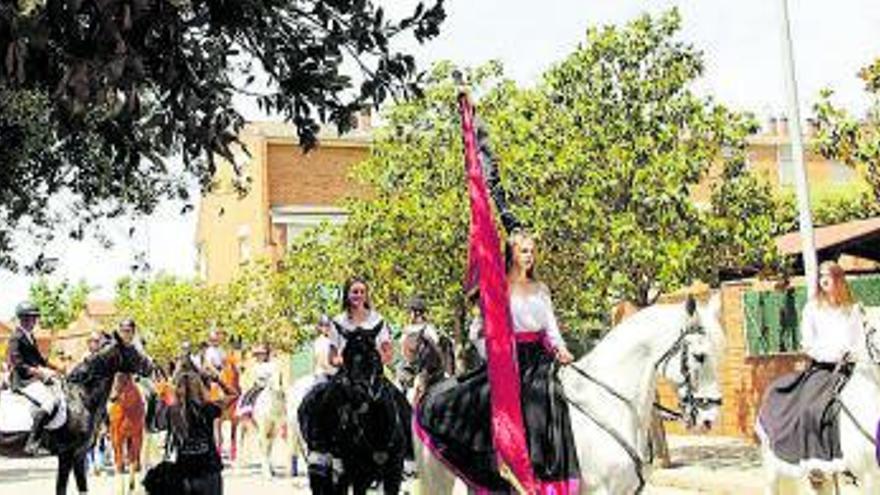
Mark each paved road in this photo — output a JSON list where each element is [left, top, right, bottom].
[[0, 456, 702, 494]]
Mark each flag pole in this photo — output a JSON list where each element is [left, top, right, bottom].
[[779, 0, 818, 297]]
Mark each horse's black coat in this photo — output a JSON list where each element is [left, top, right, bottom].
[[299, 322, 412, 495]]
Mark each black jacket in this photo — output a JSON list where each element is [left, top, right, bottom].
[[6, 328, 48, 390]]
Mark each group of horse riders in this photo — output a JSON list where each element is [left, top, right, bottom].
[[1, 257, 868, 493]]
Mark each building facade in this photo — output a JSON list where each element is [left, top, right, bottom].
[[195, 120, 371, 286]]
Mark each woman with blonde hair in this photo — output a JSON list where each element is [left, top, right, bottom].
[[417, 229, 579, 493], [759, 260, 865, 483]]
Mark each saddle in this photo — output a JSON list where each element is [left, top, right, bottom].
[[0, 386, 67, 434]]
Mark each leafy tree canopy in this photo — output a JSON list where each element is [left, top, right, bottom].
[[0, 0, 445, 271], [276, 9, 783, 340], [28, 277, 90, 330]]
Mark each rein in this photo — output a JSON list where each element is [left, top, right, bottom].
[[559, 321, 719, 494]]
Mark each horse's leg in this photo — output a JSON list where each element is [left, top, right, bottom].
[[214, 416, 223, 457], [381, 462, 403, 495], [229, 417, 238, 462], [73, 452, 89, 495], [261, 422, 274, 479], [56, 453, 74, 495]]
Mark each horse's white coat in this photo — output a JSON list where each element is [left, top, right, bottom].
[[759, 308, 880, 495], [416, 296, 725, 495], [250, 365, 287, 479]]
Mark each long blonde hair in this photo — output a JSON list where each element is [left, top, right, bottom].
[[815, 260, 856, 308], [505, 229, 537, 280]]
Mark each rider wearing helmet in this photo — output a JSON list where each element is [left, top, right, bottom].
[[7, 301, 62, 455]]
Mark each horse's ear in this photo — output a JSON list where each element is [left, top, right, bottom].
[[368, 321, 384, 339], [113, 331, 124, 346], [685, 295, 697, 317], [332, 320, 345, 334], [706, 293, 722, 319]]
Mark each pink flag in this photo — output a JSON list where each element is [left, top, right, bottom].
[[458, 91, 537, 494]]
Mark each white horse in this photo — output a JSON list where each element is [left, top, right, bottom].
[[286, 373, 319, 477], [416, 295, 726, 495], [248, 366, 287, 479], [758, 308, 880, 495]]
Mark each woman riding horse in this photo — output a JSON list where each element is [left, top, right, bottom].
[[415, 230, 580, 493], [758, 260, 865, 487], [299, 276, 412, 495]]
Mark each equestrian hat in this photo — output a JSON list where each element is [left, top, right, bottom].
[[15, 301, 40, 318], [407, 295, 427, 313]]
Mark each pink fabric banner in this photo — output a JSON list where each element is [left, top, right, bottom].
[[458, 91, 537, 494]]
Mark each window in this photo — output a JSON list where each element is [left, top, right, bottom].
[[270, 206, 348, 247], [238, 236, 251, 264], [777, 142, 794, 185], [196, 243, 208, 280], [237, 225, 252, 264], [829, 160, 856, 184]]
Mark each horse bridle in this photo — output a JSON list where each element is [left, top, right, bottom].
[[654, 322, 723, 427], [562, 318, 722, 494]]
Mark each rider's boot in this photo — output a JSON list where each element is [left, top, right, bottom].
[[24, 409, 49, 455]]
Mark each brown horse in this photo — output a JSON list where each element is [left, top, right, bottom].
[[211, 352, 242, 462], [108, 372, 145, 495]]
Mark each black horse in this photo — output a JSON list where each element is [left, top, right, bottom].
[[0, 334, 154, 495], [299, 322, 412, 495]]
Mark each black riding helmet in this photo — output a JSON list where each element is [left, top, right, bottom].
[[15, 301, 40, 318]]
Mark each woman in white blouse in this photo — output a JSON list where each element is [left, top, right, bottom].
[[328, 277, 393, 366], [800, 264, 862, 365], [759, 260, 864, 482], [417, 230, 579, 492]]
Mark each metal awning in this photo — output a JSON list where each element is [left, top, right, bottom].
[[776, 216, 880, 265]]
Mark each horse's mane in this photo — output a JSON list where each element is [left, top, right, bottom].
[[67, 342, 120, 384]]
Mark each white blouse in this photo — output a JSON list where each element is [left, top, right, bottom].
[[331, 310, 392, 353], [800, 300, 864, 363], [469, 287, 568, 356], [312, 335, 338, 376]]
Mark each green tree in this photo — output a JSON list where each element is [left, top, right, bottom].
[[28, 278, 91, 331], [0, 0, 445, 271], [277, 10, 783, 339], [814, 58, 880, 202], [114, 275, 226, 360]]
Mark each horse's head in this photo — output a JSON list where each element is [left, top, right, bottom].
[[67, 335, 155, 395], [657, 294, 725, 432], [339, 321, 384, 390], [400, 331, 446, 391]]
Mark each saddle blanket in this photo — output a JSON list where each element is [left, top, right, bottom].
[[0, 389, 67, 433]]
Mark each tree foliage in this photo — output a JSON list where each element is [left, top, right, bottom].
[[814, 58, 880, 202], [28, 278, 90, 331], [0, 0, 445, 271], [276, 10, 783, 339]]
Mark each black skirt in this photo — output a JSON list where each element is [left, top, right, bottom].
[[758, 361, 853, 471], [415, 340, 579, 492]]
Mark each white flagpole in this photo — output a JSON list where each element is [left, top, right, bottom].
[[779, 0, 818, 298]]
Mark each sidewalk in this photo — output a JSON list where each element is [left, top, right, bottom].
[[649, 436, 859, 494]]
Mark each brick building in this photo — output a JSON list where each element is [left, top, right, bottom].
[[195, 119, 371, 285]]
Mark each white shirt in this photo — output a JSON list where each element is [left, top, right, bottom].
[[252, 360, 277, 387], [203, 345, 225, 370], [469, 287, 568, 356], [800, 300, 864, 363], [313, 335, 338, 376], [401, 323, 440, 344], [331, 310, 391, 353]]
